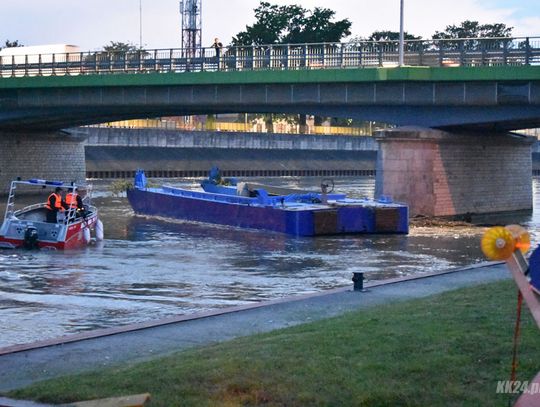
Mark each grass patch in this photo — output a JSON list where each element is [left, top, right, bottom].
[[6, 280, 540, 406]]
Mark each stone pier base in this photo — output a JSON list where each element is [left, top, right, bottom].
[[375, 127, 535, 217], [0, 131, 86, 194]]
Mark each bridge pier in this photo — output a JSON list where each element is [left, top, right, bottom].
[[0, 131, 86, 194], [375, 128, 534, 217]]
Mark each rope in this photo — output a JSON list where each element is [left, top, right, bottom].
[[510, 289, 524, 387]]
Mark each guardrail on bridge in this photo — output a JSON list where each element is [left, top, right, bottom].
[[0, 36, 539, 78]]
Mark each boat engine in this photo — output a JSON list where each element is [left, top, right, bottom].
[[23, 226, 39, 250]]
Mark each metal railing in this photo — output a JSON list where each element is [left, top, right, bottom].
[[0, 36, 539, 78]]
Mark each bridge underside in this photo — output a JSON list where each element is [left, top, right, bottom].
[[0, 78, 540, 131], [2, 105, 540, 133]]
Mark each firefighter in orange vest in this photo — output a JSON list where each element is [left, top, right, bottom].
[[65, 187, 85, 217], [45, 187, 67, 223]]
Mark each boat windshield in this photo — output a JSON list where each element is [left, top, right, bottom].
[[4, 180, 92, 222]]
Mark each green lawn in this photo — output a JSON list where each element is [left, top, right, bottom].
[[6, 280, 540, 406]]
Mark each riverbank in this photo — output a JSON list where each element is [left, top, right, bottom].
[[5, 271, 539, 406], [4, 262, 538, 406]]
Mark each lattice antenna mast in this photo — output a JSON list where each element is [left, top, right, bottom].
[[179, 0, 202, 57]]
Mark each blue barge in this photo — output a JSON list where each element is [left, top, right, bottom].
[[126, 170, 408, 236]]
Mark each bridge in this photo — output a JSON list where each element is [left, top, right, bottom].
[[1, 36, 539, 76], [1, 66, 540, 131], [1, 37, 540, 217], [1, 36, 540, 130]]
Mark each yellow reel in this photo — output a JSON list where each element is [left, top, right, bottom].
[[481, 225, 531, 261], [481, 226, 517, 261]]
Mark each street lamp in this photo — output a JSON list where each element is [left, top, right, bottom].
[[398, 0, 404, 66], [139, 0, 143, 49]]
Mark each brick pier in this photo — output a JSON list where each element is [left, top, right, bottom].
[[375, 127, 535, 217]]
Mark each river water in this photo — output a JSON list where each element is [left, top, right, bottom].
[[0, 176, 539, 348]]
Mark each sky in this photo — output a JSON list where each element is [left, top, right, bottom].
[[0, 0, 539, 52]]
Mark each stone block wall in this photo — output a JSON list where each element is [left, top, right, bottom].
[[75, 127, 379, 151], [0, 131, 86, 194], [78, 127, 378, 179], [84, 146, 376, 179], [376, 128, 534, 217]]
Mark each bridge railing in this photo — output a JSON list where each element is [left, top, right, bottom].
[[0, 36, 539, 78]]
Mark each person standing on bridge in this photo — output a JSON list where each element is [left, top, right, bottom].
[[212, 38, 223, 57], [45, 187, 67, 223], [212, 38, 223, 69]]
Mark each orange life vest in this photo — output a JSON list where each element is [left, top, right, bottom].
[[45, 193, 64, 211], [65, 193, 79, 209]]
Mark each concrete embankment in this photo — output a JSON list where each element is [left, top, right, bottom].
[[77, 128, 540, 179], [74, 128, 378, 179]]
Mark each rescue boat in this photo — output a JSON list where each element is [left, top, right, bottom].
[[0, 179, 103, 250]]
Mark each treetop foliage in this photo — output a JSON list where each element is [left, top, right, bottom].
[[233, 2, 515, 47], [352, 21, 513, 45], [232, 1, 351, 46], [0, 39, 23, 51], [367, 31, 422, 42], [103, 41, 141, 53], [433, 20, 513, 40]]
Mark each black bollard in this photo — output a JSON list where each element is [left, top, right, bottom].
[[352, 272, 364, 291]]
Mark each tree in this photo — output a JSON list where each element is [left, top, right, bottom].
[[95, 41, 146, 66], [367, 31, 421, 42], [232, 2, 294, 46], [432, 20, 513, 49], [283, 7, 352, 44], [103, 41, 140, 53], [232, 2, 351, 46], [0, 39, 23, 51], [433, 20, 513, 40], [355, 31, 423, 53]]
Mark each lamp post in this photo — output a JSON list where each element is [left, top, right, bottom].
[[139, 0, 143, 49], [398, 0, 404, 66]]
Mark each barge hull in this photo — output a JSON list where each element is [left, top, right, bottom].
[[127, 188, 408, 236]]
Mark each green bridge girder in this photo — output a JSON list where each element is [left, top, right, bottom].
[[1, 66, 540, 130], [1, 66, 540, 88]]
